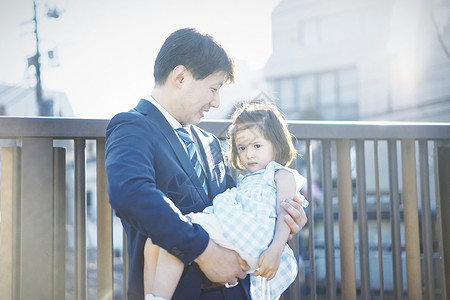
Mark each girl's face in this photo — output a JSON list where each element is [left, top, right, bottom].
[[235, 127, 276, 173]]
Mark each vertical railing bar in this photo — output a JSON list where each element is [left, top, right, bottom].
[[123, 230, 129, 300], [0, 149, 14, 299], [388, 139, 404, 299], [12, 147, 21, 300], [356, 139, 371, 299], [419, 139, 435, 300], [75, 137, 87, 300], [53, 147, 66, 299], [434, 143, 449, 300], [374, 140, 384, 300], [0, 147, 21, 299], [96, 137, 114, 300], [306, 139, 316, 300], [322, 139, 336, 300], [290, 140, 301, 300], [336, 139, 356, 300], [401, 139, 423, 299]]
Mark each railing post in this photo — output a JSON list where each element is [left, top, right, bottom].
[[419, 140, 435, 300], [21, 137, 56, 298], [336, 139, 356, 300], [1, 144, 65, 300], [356, 139, 371, 299], [123, 230, 129, 300], [305, 140, 316, 300], [322, 139, 336, 300], [401, 139, 423, 299], [289, 154, 301, 300], [388, 139, 404, 299], [435, 142, 450, 299], [75, 138, 87, 300], [54, 147, 66, 299], [374, 140, 384, 299], [97, 137, 114, 300], [0, 147, 21, 299]]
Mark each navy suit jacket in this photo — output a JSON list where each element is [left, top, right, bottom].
[[105, 99, 251, 300]]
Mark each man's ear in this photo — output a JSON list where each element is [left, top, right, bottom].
[[172, 65, 187, 88]]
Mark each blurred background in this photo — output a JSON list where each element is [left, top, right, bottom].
[[1, 0, 449, 122], [0, 0, 280, 118]]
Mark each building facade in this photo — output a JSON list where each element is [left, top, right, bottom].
[[265, 0, 450, 122]]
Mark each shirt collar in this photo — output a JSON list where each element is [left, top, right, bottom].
[[145, 95, 183, 130]]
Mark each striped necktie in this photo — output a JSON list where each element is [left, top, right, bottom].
[[176, 127, 208, 195]]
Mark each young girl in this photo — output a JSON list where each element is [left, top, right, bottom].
[[144, 100, 308, 300]]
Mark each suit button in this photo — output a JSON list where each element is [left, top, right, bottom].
[[171, 247, 184, 259]]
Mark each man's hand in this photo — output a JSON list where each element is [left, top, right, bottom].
[[194, 239, 250, 286], [282, 195, 307, 238]]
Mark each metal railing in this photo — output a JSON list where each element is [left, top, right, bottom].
[[0, 116, 449, 299]]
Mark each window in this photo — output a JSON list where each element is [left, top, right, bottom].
[[269, 67, 359, 120], [298, 19, 321, 47], [337, 68, 358, 119], [318, 72, 338, 119], [338, 68, 358, 105], [297, 75, 317, 119], [279, 78, 296, 111], [321, 13, 361, 44]]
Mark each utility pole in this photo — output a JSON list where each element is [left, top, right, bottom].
[[28, 0, 44, 116], [27, 0, 60, 116]]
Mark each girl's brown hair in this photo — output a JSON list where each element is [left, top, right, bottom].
[[228, 100, 297, 170]]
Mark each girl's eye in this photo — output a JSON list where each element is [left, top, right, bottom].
[[254, 144, 261, 149], [237, 146, 245, 151]]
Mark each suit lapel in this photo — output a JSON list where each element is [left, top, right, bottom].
[[135, 99, 210, 205]]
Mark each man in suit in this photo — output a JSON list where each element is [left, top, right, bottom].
[[105, 28, 307, 300]]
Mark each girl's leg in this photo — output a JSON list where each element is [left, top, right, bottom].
[[152, 247, 184, 299], [143, 238, 160, 294], [143, 238, 184, 299]]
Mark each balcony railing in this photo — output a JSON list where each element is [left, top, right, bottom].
[[0, 116, 449, 300]]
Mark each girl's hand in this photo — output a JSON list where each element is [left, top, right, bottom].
[[253, 246, 282, 281]]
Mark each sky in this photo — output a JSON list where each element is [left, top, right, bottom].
[[0, 0, 282, 118]]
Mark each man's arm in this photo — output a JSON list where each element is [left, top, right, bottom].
[[106, 113, 209, 263]]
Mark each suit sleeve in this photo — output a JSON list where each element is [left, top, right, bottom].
[[105, 112, 209, 264]]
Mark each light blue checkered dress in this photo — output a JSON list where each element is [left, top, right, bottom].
[[200, 161, 308, 300]]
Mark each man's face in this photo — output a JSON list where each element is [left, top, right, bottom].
[[176, 71, 225, 126]]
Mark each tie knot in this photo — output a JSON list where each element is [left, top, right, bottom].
[[176, 127, 193, 144]]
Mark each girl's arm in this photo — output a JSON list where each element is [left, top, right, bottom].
[[254, 169, 298, 280]]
